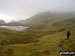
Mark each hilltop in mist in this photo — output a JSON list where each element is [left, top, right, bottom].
[[17, 12, 75, 24], [0, 20, 6, 25], [0, 11, 75, 25]]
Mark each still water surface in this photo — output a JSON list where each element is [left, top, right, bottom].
[[0, 26, 29, 31]]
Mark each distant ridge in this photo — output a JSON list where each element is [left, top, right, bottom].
[[0, 11, 75, 26], [0, 20, 6, 25], [18, 12, 75, 24]]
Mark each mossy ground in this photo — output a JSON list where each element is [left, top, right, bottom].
[[0, 22, 75, 56]]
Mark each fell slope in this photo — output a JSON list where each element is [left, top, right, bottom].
[[19, 12, 75, 24], [0, 20, 6, 25], [0, 17, 75, 56]]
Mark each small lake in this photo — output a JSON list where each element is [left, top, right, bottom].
[[0, 26, 29, 31]]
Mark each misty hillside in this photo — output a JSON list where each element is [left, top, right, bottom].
[[1, 12, 75, 26], [7, 21, 23, 26], [52, 18, 75, 27], [0, 20, 6, 25], [18, 12, 75, 24]]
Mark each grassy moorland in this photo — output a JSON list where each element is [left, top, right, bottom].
[[0, 29, 65, 56], [0, 18, 75, 56]]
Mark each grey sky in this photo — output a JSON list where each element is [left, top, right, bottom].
[[0, 0, 75, 22]]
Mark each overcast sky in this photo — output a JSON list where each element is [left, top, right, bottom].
[[0, 0, 75, 22]]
